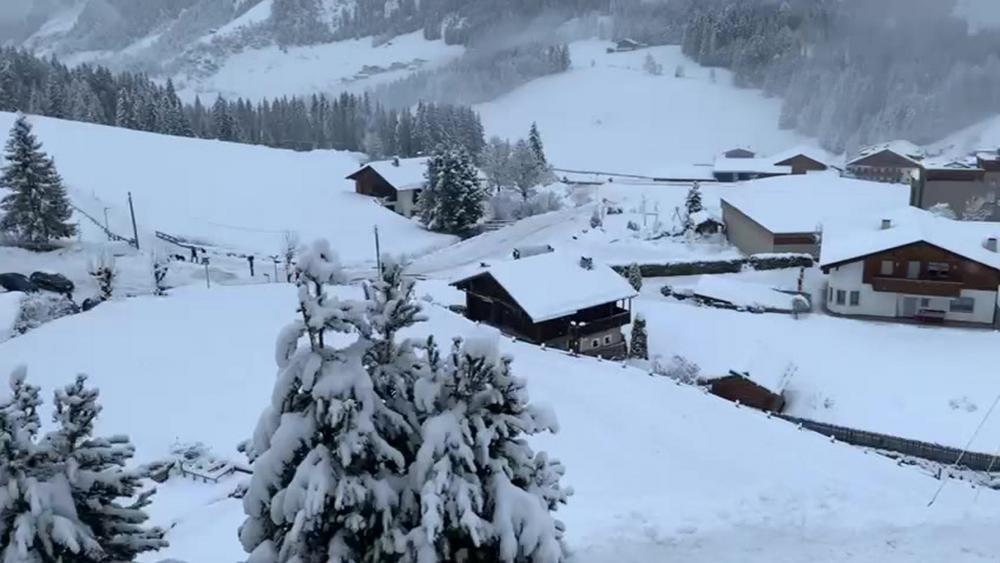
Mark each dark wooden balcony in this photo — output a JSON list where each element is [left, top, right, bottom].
[[872, 277, 964, 297], [571, 308, 632, 335]]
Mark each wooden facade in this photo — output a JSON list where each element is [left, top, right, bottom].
[[774, 154, 828, 175], [454, 273, 631, 358], [846, 150, 920, 183], [724, 148, 756, 159], [348, 166, 398, 200], [825, 241, 1000, 295]]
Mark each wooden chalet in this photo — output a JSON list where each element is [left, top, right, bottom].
[[451, 254, 638, 358], [770, 148, 831, 175], [846, 141, 924, 184], [346, 156, 428, 217], [608, 38, 646, 52]]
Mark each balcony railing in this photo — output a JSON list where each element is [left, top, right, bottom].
[[571, 309, 632, 335], [872, 277, 964, 297]]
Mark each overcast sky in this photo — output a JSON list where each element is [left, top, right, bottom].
[[0, 0, 33, 23]]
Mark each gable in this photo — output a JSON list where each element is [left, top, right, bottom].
[[453, 273, 526, 315], [775, 154, 827, 170], [824, 240, 1000, 273], [849, 150, 918, 169]]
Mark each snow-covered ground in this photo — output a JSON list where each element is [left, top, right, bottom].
[[2, 283, 999, 562], [175, 31, 465, 102], [476, 40, 809, 174], [0, 112, 455, 267]]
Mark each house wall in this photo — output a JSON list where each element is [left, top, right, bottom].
[[825, 247, 1000, 325], [394, 189, 421, 218], [912, 171, 1000, 220], [721, 200, 776, 255], [776, 155, 827, 175]]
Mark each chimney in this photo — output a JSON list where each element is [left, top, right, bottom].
[[392, 156, 400, 167], [987, 238, 998, 252], [880, 219, 892, 230]]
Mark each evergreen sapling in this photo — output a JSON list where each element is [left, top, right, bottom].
[[629, 315, 649, 361]]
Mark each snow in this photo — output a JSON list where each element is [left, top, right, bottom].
[[352, 157, 428, 191], [176, 31, 465, 102], [769, 145, 840, 168], [820, 206, 1000, 270], [451, 252, 637, 323], [0, 112, 455, 267], [0, 292, 20, 341], [849, 140, 925, 165], [720, 172, 909, 234], [954, 0, 1000, 33], [689, 276, 799, 312], [712, 157, 790, 175], [207, 0, 273, 39], [2, 283, 999, 561], [476, 40, 806, 174]]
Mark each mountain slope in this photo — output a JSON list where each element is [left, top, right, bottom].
[[0, 284, 997, 561], [0, 112, 455, 264]]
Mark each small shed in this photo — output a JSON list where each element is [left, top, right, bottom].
[[608, 38, 646, 52], [346, 156, 428, 217], [706, 372, 786, 413]]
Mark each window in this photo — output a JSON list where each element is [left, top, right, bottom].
[[950, 297, 975, 313], [836, 290, 846, 305], [881, 260, 894, 276], [828, 286, 834, 302], [591, 339, 600, 349], [927, 262, 950, 279], [920, 298, 931, 308], [907, 261, 921, 279], [849, 291, 860, 306], [603, 335, 612, 345]]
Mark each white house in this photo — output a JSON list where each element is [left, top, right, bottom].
[[346, 157, 429, 217], [820, 207, 1000, 326]]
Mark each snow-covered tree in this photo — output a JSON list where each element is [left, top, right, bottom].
[[685, 182, 704, 216], [528, 122, 548, 167], [480, 137, 515, 192], [625, 263, 643, 292], [281, 231, 299, 283], [0, 114, 76, 247], [240, 240, 413, 563], [928, 202, 957, 220], [962, 193, 995, 222], [0, 367, 103, 562], [89, 251, 116, 301], [589, 207, 603, 229], [643, 54, 663, 76], [0, 61, 17, 113], [418, 147, 486, 235], [12, 292, 79, 335], [629, 315, 648, 360], [152, 252, 169, 296], [404, 334, 569, 563], [46, 375, 168, 561]]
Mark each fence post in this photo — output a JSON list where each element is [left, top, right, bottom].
[[127, 192, 140, 250]]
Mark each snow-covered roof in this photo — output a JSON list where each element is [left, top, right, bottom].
[[727, 343, 794, 393], [721, 173, 909, 234], [689, 209, 721, 226], [920, 156, 982, 171], [820, 206, 1000, 270], [848, 140, 925, 166], [713, 156, 791, 175], [647, 164, 716, 182], [692, 276, 797, 312], [350, 157, 429, 191], [769, 146, 836, 168], [451, 253, 638, 323]]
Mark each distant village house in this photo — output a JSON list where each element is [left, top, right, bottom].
[[346, 156, 427, 217], [820, 207, 1000, 327], [911, 153, 1000, 221], [608, 38, 646, 53], [451, 253, 638, 358], [846, 141, 924, 184]]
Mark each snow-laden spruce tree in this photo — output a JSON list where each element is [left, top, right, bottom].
[[45, 375, 168, 561], [240, 240, 413, 563], [0, 114, 76, 247], [685, 182, 704, 216], [629, 315, 649, 361], [404, 334, 570, 563], [89, 250, 116, 301], [625, 263, 643, 292], [418, 147, 485, 235], [0, 367, 103, 561], [527, 123, 547, 168]]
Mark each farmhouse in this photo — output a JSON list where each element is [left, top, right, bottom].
[[346, 156, 427, 217], [846, 140, 924, 184], [451, 253, 638, 358], [820, 207, 1000, 326], [770, 147, 832, 175], [910, 153, 1000, 221], [721, 173, 908, 257]]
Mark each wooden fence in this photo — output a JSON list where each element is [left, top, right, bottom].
[[612, 254, 814, 278], [778, 414, 999, 472]]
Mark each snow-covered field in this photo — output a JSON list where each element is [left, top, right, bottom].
[[175, 31, 465, 102], [476, 40, 808, 174], [2, 283, 999, 562], [0, 112, 455, 267]]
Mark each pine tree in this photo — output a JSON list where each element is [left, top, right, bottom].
[[46, 375, 168, 561], [0, 114, 77, 246], [626, 263, 643, 292], [629, 315, 648, 360], [418, 147, 485, 235], [511, 139, 543, 200], [0, 368, 102, 561], [404, 335, 569, 562], [528, 122, 548, 167], [240, 240, 413, 563], [684, 182, 704, 226], [0, 60, 19, 112]]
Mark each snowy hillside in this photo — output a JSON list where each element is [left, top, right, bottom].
[[2, 284, 998, 562], [476, 40, 808, 174], [0, 112, 454, 266]]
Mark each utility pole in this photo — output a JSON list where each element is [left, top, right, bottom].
[[374, 225, 382, 276], [102, 207, 111, 239], [204, 257, 211, 289], [127, 192, 140, 250]]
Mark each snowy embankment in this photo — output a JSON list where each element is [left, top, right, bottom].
[[176, 31, 465, 102], [1, 284, 998, 561], [476, 39, 808, 174], [636, 268, 1000, 454], [0, 112, 455, 267]]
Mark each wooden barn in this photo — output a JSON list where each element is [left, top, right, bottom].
[[451, 253, 638, 358], [770, 147, 832, 175], [705, 372, 787, 413], [346, 156, 428, 217]]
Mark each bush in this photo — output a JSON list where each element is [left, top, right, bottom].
[[653, 355, 701, 384], [489, 188, 563, 221], [12, 292, 79, 335]]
